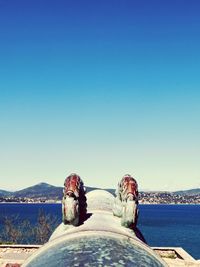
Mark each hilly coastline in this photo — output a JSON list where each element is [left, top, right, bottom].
[[0, 183, 200, 204], [173, 188, 200, 196], [0, 183, 114, 200]]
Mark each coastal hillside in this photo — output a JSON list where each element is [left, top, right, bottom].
[[13, 183, 102, 199], [0, 183, 104, 200], [0, 189, 12, 197], [13, 183, 63, 199], [0, 183, 200, 203], [173, 188, 200, 196]]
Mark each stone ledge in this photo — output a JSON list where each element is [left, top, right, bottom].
[[0, 245, 41, 267], [152, 247, 200, 267], [0, 245, 200, 267]]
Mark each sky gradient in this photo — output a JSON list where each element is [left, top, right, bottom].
[[0, 0, 200, 191]]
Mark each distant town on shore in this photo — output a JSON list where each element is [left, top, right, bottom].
[[0, 182, 200, 204]]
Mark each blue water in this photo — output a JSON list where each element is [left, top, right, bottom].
[[0, 203, 200, 259], [138, 204, 200, 260], [0, 203, 61, 224]]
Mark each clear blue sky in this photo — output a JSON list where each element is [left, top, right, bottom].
[[0, 0, 200, 191]]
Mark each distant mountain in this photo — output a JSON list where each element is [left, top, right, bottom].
[[105, 188, 115, 195], [173, 188, 200, 196], [1, 183, 200, 200], [0, 189, 12, 197], [13, 183, 63, 199], [5, 183, 105, 200]]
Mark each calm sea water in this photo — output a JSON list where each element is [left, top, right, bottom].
[[0, 203, 200, 259]]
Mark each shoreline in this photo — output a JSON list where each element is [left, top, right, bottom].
[[1, 202, 200, 205], [0, 202, 61, 204]]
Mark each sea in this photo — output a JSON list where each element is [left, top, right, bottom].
[[0, 203, 200, 260]]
